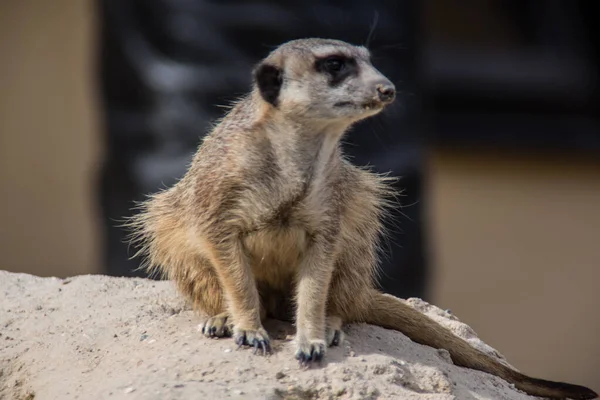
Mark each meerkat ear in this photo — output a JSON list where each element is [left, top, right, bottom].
[[253, 62, 283, 106]]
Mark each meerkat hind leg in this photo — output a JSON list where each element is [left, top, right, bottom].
[[326, 315, 345, 347], [202, 312, 233, 338]]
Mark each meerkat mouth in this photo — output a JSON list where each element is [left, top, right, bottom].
[[334, 101, 384, 111], [361, 100, 384, 111]]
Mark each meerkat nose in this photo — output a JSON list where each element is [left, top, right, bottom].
[[376, 82, 396, 103]]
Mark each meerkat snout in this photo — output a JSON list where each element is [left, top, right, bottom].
[[376, 81, 396, 103]]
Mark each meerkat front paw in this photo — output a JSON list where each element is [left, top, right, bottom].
[[294, 337, 326, 366], [233, 326, 271, 355]]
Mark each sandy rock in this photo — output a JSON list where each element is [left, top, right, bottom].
[[0, 270, 537, 400]]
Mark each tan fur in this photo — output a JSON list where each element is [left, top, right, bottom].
[[125, 39, 597, 399]]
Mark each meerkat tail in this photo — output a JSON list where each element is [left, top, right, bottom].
[[363, 291, 598, 400]]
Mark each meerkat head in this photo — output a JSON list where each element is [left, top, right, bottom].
[[252, 38, 396, 126]]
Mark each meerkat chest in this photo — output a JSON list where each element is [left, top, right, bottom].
[[242, 185, 336, 284], [242, 221, 308, 286]]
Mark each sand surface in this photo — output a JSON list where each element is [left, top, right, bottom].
[[1, 270, 543, 400]]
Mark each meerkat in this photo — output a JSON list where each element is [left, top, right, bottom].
[[126, 38, 597, 400]]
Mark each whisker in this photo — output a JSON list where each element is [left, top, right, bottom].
[[365, 10, 380, 49]]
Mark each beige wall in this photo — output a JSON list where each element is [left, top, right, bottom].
[[0, 0, 598, 394], [427, 149, 600, 391], [0, 0, 101, 277]]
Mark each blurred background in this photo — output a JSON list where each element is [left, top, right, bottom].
[[1, 0, 598, 392]]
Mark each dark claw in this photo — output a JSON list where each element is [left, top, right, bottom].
[[295, 343, 324, 367], [295, 351, 311, 366], [233, 331, 271, 355], [331, 331, 340, 347], [201, 325, 205, 334], [235, 334, 245, 348], [250, 339, 270, 356], [314, 350, 323, 362]]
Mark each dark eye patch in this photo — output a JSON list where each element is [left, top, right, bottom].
[[314, 54, 358, 87]]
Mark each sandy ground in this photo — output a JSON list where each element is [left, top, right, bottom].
[[1, 270, 543, 400]]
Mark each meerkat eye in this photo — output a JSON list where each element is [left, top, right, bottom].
[[316, 55, 352, 75], [323, 56, 346, 73], [315, 54, 358, 85]]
